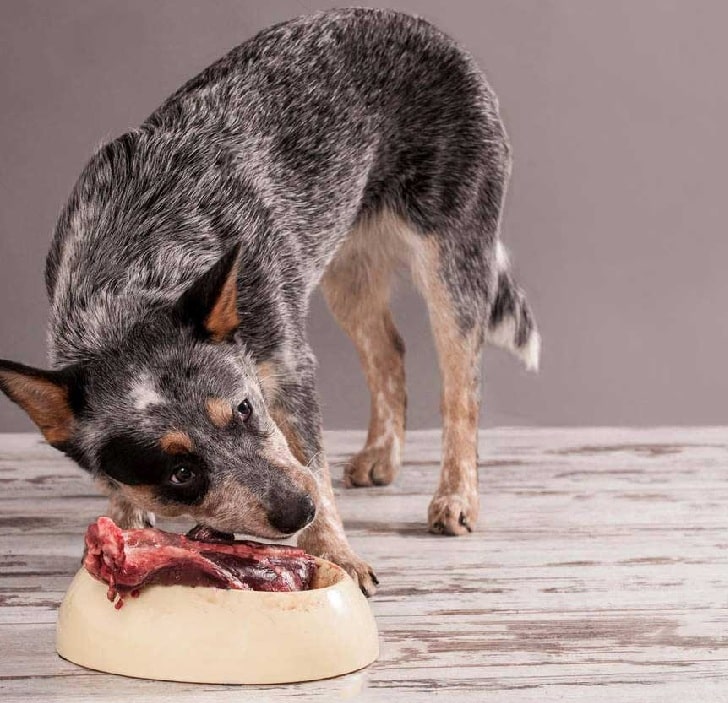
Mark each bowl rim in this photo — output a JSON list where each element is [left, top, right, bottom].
[[81, 554, 350, 604]]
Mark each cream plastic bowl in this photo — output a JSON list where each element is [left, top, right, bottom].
[[56, 557, 379, 684]]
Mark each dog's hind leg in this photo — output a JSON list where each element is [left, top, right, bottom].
[[406, 233, 487, 535], [320, 215, 406, 487], [405, 224, 539, 534]]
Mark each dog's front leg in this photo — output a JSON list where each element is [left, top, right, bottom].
[[267, 383, 378, 596], [298, 455, 379, 596]]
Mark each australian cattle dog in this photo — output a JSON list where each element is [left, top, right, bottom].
[[0, 8, 539, 594]]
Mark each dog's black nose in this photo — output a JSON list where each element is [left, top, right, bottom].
[[268, 493, 316, 534]]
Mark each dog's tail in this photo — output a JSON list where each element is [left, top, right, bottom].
[[486, 244, 541, 371]]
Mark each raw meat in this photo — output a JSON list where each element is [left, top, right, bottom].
[[83, 517, 316, 607]]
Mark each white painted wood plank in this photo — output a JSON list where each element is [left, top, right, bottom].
[[0, 428, 727, 701]]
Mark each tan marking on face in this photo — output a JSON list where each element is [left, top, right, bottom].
[[119, 473, 298, 538], [115, 484, 186, 518], [205, 397, 233, 428], [160, 430, 194, 455], [114, 478, 272, 534], [191, 476, 274, 535], [204, 266, 239, 342], [0, 370, 74, 445]]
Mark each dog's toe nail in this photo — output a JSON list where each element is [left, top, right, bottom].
[[370, 570, 380, 586], [363, 464, 375, 484], [371, 476, 387, 486]]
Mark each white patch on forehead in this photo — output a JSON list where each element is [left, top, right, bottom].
[[129, 374, 164, 410]]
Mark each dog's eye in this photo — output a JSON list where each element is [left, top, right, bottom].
[[169, 465, 195, 485], [237, 398, 252, 423]]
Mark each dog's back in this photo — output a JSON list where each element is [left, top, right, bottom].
[[45, 8, 512, 366]]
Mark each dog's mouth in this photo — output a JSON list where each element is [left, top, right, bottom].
[[185, 524, 236, 543], [186, 520, 302, 543]]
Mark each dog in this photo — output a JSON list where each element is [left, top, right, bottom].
[[0, 8, 538, 595]]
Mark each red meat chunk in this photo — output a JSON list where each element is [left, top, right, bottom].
[[82, 517, 316, 607]]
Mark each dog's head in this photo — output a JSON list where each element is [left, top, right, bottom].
[[0, 246, 318, 538]]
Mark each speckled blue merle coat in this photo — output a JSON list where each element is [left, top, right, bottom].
[[0, 8, 538, 595]]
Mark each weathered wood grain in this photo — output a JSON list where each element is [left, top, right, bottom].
[[0, 428, 727, 702]]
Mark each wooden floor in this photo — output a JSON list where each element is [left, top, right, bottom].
[[1, 428, 727, 702]]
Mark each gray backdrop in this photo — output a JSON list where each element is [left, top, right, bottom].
[[1, 0, 726, 432]]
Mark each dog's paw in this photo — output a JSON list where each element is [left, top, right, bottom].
[[344, 442, 400, 488], [108, 494, 155, 529], [332, 549, 379, 596], [299, 532, 378, 596], [428, 492, 479, 536]]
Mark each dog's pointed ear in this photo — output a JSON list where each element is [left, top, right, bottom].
[[176, 244, 242, 342], [0, 360, 84, 446]]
